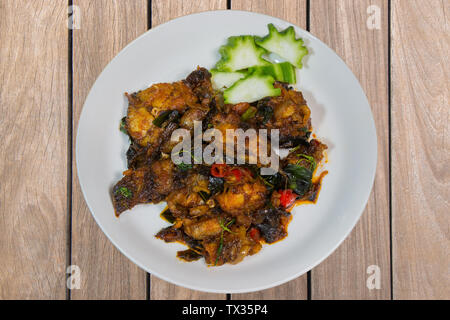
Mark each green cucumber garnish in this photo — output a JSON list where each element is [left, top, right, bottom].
[[215, 35, 269, 72], [223, 73, 281, 104], [256, 24, 308, 69]]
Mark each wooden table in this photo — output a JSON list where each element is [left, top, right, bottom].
[[0, 0, 448, 300]]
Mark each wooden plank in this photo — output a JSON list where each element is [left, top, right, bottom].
[[231, 0, 308, 300], [391, 0, 449, 300], [151, 0, 226, 27], [0, 0, 68, 299], [310, 0, 391, 299], [71, 0, 148, 299], [232, 0, 307, 28], [149, 0, 227, 300]]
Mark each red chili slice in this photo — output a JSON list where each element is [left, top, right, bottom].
[[228, 168, 242, 182], [279, 189, 298, 208], [249, 227, 260, 242], [211, 164, 228, 177]]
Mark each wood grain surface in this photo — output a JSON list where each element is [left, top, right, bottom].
[[231, 0, 308, 300], [309, 0, 391, 299], [149, 0, 227, 301], [71, 0, 148, 299], [0, 0, 448, 300], [391, 0, 449, 300], [0, 0, 68, 299]]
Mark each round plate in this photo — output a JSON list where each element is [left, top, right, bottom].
[[76, 10, 377, 293]]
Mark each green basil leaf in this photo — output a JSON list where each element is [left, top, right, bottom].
[[152, 110, 179, 127], [119, 117, 127, 134], [297, 154, 317, 171], [241, 106, 257, 121], [177, 162, 193, 171], [116, 186, 132, 198], [284, 164, 312, 196]]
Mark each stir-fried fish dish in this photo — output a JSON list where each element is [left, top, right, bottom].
[[112, 24, 328, 266], [113, 67, 327, 266]]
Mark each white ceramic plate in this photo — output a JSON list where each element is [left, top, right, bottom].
[[76, 10, 377, 293]]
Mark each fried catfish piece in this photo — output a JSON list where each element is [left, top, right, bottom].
[[265, 82, 312, 140], [203, 225, 262, 266], [155, 225, 184, 242], [251, 207, 291, 243], [166, 189, 205, 217], [283, 139, 328, 167], [158, 106, 210, 154], [126, 121, 179, 169], [150, 159, 179, 196], [125, 81, 199, 149], [112, 167, 150, 216], [179, 107, 209, 131], [184, 67, 214, 106], [156, 226, 204, 261], [136, 81, 199, 112], [165, 173, 210, 217], [215, 179, 268, 215], [183, 217, 223, 240], [124, 72, 210, 160], [176, 249, 203, 262], [211, 112, 241, 133], [112, 159, 180, 216], [124, 94, 177, 167], [156, 225, 203, 249], [221, 226, 262, 265], [210, 112, 242, 153], [125, 97, 163, 148]]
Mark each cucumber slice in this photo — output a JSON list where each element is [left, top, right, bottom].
[[255, 24, 308, 69], [223, 73, 281, 104], [215, 35, 269, 72], [210, 69, 247, 90], [248, 62, 296, 84]]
